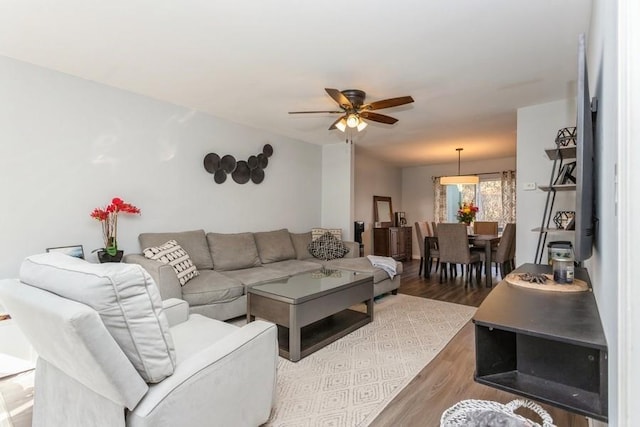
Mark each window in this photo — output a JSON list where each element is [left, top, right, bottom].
[[444, 176, 507, 226]]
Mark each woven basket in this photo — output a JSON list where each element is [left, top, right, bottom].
[[440, 399, 556, 427]]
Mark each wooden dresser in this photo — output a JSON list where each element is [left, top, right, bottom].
[[372, 226, 412, 261]]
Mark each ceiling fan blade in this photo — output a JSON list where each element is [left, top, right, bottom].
[[360, 111, 398, 124], [325, 88, 353, 109], [288, 110, 343, 114], [362, 96, 414, 111], [328, 115, 347, 130]]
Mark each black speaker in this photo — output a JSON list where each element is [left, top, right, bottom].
[[354, 221, 365, 244]]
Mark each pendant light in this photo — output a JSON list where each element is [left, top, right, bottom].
[[440, 148, 479, 185]]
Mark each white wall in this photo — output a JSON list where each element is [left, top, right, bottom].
[[402, 156, 516, 259], [616, 0, 640, 423], [321, 143, 354, 238], [516, 99, 577, 264], [587, 0, 621, 424], [0, 56, 323, 278], [354, 150, 402, 255]]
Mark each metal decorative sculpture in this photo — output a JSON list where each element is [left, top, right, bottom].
[[553, 211, 575, 229], [204, 144, 273, 184], [518, 272, 549, 284], [555, 127, 577, 147]]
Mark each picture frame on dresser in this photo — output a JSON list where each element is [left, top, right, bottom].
[[554, 161, 577, 185], [46, 244, 85, 259]]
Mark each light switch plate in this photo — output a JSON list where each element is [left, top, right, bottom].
[[523, 182, 536, 191]]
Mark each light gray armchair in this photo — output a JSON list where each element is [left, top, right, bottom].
[[0, 253, 278, 427]]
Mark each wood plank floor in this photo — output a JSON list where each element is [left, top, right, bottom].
[[370, 259, 589, 427]]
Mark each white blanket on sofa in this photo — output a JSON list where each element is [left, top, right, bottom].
[[366, 255, 397, 279]]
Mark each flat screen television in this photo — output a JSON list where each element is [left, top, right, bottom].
[[574, 33, 596, 262]]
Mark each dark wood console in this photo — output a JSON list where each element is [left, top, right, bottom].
[[372, 226, 412, 261], [473, 263, 608, 422]]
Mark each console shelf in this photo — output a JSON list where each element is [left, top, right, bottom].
[[545, 146, 577, 160], [473, 263, 608, 422], [537, 184, 576, 192]]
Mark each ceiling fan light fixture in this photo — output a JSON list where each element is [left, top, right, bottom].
[[440, 148, 479, 185], [346, 114, 359, 128], [356, 120, 368, 132], [335, 118, 347, 132]]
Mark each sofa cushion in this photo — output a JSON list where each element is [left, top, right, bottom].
[[253, 229, 296, 264], [142, 240, 199, 286], [19, 252, 176, 383], [311, 227, 342, 241], [207, 232, 261, 271], [170, 314, 238, 365], [220, 267, 288, 287], [290, 232, 313, 260], [139, 230, 213, 270], [265, 259, 323, 276], [180, 270, 245, 307], [308, 232, 350, 261]]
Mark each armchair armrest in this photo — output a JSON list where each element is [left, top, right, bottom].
[[128, 320, 277, 427], [162, 299, 189, 327], [123, 254, 182, 300]]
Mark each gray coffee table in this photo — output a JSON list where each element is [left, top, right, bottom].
[[247, 268, 374, 362]]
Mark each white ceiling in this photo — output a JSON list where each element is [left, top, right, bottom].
[[0, 0, 592, 167]]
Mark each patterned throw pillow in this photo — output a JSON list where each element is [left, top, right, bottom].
[[307, 232, 350, 261], [311, 227, 342, 241], [143, 240, 199, 286]]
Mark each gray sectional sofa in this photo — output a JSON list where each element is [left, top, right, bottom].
[[124, 228, 402, 321]]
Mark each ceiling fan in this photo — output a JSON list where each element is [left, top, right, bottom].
[[289, 88, 414, 132]]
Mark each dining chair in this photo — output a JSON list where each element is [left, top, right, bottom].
[[415, 221, 428, 276], [429, 221, 445, 274], [424, 221, 433, 237], [474, 221, 499, 235], [486, 223, 516, 279], [436, 223, 482, 286], [425, 221, 441, 274], [506, 223, 516, 271], [415, 221, 440, 277]]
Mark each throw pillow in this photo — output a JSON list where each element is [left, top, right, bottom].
[[19, 252, 176, 383], [308, 232, 350, 261], [311, 227, 342, 241], [138, 229, 212, 270], [143, 240, 199, 286]]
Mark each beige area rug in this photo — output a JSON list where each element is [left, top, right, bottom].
[[0, 370, 33, 427], [262, 294, 476, 427]]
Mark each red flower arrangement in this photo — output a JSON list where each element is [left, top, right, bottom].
[[456, 202, 479, 225], [90, 197, 140, 256]]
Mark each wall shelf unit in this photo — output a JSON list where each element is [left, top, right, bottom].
[[533, 144, 577, 263]]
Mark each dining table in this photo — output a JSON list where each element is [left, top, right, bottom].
[[424, 233, 501, 288]]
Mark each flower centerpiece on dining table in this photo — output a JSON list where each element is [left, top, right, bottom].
[[90, 197, 140, 262], [456, 202, 479, 225]]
